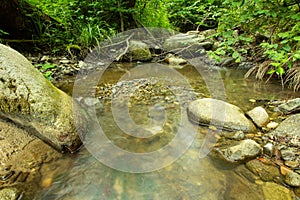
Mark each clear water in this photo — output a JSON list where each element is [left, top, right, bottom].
[[35, 64, 300, 200]]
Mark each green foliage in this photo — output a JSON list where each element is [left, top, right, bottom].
[[35, 63, 56, 80], [24, 0, 171, 52], [135, 0, 170, 28], [0, 29, 9, 43], [166, 0, 222, 32], [205, 0, 300, 82]]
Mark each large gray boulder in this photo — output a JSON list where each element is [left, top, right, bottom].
[[187, 98, 256, 132], [0, 44, 87, 152]]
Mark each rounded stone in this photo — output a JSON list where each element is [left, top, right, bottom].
[[246, 106, 269, 127], [285, 171, 300, 187]]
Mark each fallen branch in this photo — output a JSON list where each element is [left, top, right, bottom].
[[115, 32, 135, 61]]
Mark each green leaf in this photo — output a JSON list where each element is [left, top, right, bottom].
[[276, 67, 285, 75], [294, 53, 300, 60], [282, 45, 291, 52], [232, 51, 240, 59], [43, 71, 53, 80], [270, 62, 280, 67], [278, 32, 289, 39], [280, 39, 289, 44], [267, 69, 276, 74], [42, 63, 56, 70], [291, 13, 300, 20], [293, 36, 300, 41]]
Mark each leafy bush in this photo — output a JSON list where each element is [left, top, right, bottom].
[[203, 0, 300, 89]]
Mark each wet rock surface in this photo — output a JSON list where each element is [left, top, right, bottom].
[[187, 98, 256, 132], [262, 182, 295, 200], [212, 139, 261, 163], [163, 33, 204, 52], [246, 159, 281, 182], [285, 171, 300, 187], [266, 114, 300, 169]]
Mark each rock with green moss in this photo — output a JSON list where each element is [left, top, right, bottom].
[[0, 44, 87, 152], [125, 40, 152, 61]]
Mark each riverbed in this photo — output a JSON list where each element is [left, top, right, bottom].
[[34, 63, 300, 199]]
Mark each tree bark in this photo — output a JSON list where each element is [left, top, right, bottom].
[[0, 0, 57, 40], [122, 0, 137, 30]]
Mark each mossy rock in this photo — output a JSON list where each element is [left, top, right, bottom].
[[0, 44, 88, 152]]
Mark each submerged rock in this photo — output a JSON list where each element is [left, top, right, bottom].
[[212, 139, 261, 163], [246, 159, 281, 182], [246, 106, 269, 128], [222, 130, 245, 140], [0, 44, 87, 152], [262, 182, 295, 200], [187, 98, 256, 132]]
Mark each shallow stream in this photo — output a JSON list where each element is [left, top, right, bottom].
[[35, 63, 300, 200]]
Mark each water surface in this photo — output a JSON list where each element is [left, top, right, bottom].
[[36, 63, 300, 200]]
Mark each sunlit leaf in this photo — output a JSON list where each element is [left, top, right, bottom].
[[276, 67, 285, 75], [293, 36, 300, 41]]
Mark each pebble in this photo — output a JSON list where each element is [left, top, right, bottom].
[[40, 55, 50, 61], [263, 143, 274, 156], [280, 165, 292, 176], [231, 131, 245, 140], [266, 121, 279, 129], [281, 149, 296, 161], [285, 171, 300, 187], [40, 177, 53, 188], [285, 161, 299, 168], [246, 133, 255, 138]]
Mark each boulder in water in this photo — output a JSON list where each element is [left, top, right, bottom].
[[187, 98, 256, 132]]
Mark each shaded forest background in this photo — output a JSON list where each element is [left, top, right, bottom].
[[0, 0, 300, 89]]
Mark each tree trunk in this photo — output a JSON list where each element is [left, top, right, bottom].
[[122, 0, 137, 30], [0, 0, 57, 40]]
